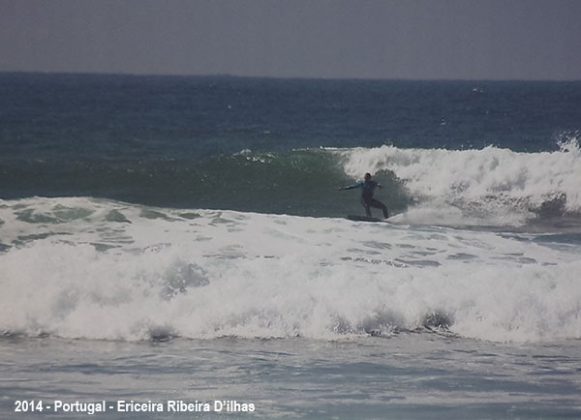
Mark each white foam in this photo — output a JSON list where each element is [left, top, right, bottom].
[[0, 198, 580, 343]]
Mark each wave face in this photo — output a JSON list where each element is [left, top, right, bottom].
[[0, 149, 409, 218], [1, 197, 580, 343], [1, 139, 580, 230]]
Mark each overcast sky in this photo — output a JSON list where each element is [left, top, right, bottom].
[[1, 0, 580, 80]]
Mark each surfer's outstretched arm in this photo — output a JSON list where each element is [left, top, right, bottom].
[[339, 182, 362, 191]]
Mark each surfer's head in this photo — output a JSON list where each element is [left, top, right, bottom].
[[364, 173, 371, 180]]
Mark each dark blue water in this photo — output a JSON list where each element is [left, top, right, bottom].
[[2, 73, 580, 158]]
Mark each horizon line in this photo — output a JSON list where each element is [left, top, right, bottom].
[[1, 70, 580, 84]]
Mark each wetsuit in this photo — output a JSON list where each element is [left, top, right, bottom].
[[343, 180, 389, 218]]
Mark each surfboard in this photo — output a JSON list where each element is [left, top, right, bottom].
[[346, 215, 385, 222]]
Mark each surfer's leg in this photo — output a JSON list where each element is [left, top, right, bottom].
[[361, 198, 372, 217], [370, 199, 389, 218]]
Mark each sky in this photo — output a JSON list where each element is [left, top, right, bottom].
[[1, 0, 580, 80]]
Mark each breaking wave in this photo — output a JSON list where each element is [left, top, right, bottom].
[[2, 136, 580, 230], [336, 137, 581, 228]]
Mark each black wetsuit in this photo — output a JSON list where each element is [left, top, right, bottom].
[[343, 180, 389, 218]]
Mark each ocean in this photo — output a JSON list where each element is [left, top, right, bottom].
[[1, 73, 580, 419]]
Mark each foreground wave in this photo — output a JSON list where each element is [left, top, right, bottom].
[[1, 197, 580, 343]]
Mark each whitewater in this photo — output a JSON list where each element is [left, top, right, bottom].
[[1, 193, 581, 344], [336, 138, 581, 229]]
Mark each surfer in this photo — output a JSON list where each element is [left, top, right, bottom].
[[340, 173, 389, 219]]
